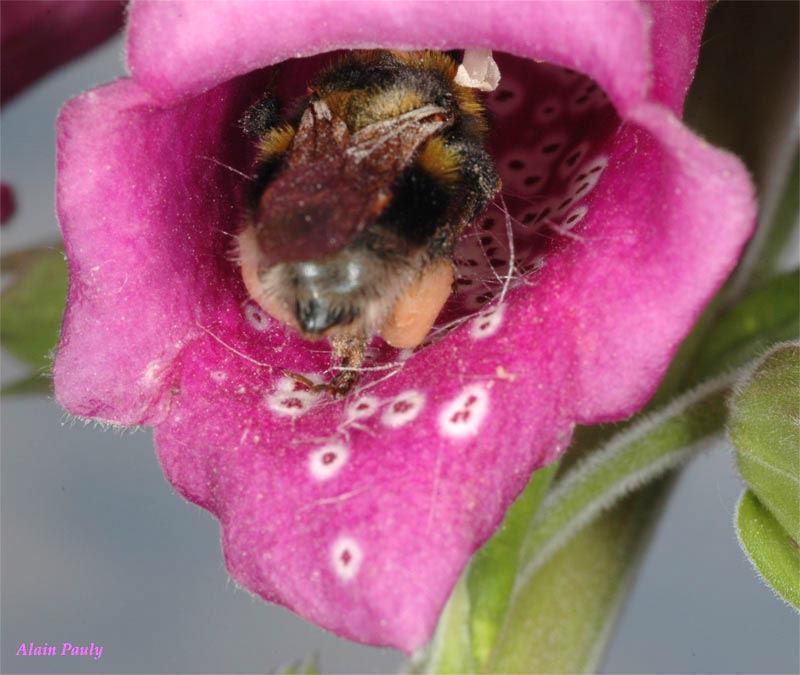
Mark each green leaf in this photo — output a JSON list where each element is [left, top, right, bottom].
[[729, 343, 800, 542], [736, 490, 800, 610], [466, 464, 556, 667], [1, 244, 67, 371]]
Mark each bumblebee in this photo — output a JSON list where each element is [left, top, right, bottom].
[[237, 50, 499, 396]]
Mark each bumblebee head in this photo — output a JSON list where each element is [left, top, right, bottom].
[[238, 223, 422, 341], [290, 259, 366, 337]]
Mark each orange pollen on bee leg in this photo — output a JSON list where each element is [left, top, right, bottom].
[[380, 259, 454, 349], [238, 224, 297, 329]]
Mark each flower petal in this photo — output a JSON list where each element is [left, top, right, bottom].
[[644, 0, 709, 114], [54, 76, 267, 424], [127, 0, 652, 114]]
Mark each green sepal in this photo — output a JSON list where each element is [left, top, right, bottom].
[[1, 244, 67, 373], [486, 485, 666, 674], [414, 466, 557, 674], [466, 464, 556, 667], [418, 575, 475, 675], [736, 490, 800, 610], [729, 343, 800, 542], [0, 373, 53, 396], [274, 654, 320, 675]]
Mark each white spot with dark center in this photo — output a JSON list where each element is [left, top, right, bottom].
[[504, 155, 551, 196], [535, 131, 569, 162], [346, 395, 381, 421], [518, 207, 540, 226], [568, 80, 600, 115], [535, 96, 563, 124], [478, 214, 500, 232], [309, 443, 349, 481], [569, 155, 608, 200], [558, 141, 590, 180], [560, 205, 589, 232], [502, 151, 530, 174], [439, 385, 490, 438], [381, 390, 426, 428], [265, 374, 322, 417], [210, 370, 228, 383], [533, 197, 559, 226], [554, 193, 576, 217], [462, 291, 491, 312], [470, 303, 506, 339], [331, 536, 363, 581], [244, 302, 270, 331], [487, 77, 523, 117], [581, 155, 609, 177], [266, 390, 316, 417]]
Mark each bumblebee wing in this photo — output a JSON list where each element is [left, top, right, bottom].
[[254, 101, 451, 264]]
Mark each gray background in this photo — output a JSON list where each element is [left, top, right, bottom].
[[2, 9, 798, 675]]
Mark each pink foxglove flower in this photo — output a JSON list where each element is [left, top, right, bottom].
[[54, 1, 755, 652]]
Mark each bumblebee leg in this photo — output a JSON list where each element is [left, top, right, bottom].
[[281, 369, 318, 391], [449, 139, 501, 224], [239, 93, 281, 138], [326, 334, 366, 398]]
